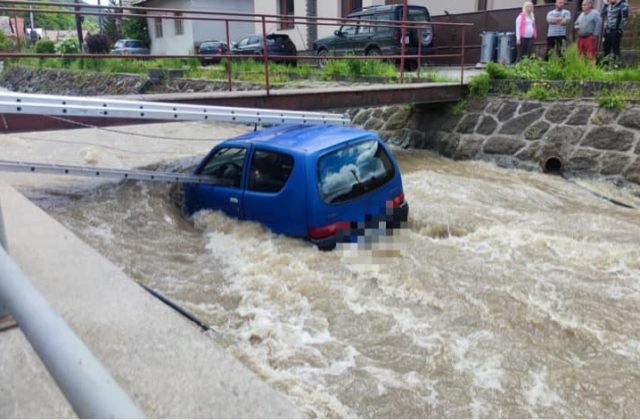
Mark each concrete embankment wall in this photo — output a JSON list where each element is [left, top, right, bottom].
[[0, 180, 302, 418], [352, 99, 640, 186]]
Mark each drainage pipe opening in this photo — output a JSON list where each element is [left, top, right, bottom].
[[542, 155, 564, 175]]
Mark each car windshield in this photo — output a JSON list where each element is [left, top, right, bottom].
[[201, 42, 223, 48], [114, 40, 125, 48], [318, 139, 395, 204]]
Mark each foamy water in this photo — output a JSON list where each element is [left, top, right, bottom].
[[36, 149, 640, 418]]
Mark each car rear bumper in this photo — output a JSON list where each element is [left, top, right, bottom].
[[310, 202, 409, 251]]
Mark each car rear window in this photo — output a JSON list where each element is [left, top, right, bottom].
[[249, 150, 294, 193], [126, 41, 144, 48], [201, 41, 223, 48], [317, 139, 395, 204]]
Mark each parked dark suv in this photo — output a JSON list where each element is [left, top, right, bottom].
[[313, 5, 434, 68], [232, 34, 298, 66]]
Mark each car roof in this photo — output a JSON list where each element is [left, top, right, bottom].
[[224, 125, 376, 154], [349, 4, 428, 18]]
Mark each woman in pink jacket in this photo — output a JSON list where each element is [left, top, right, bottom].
[[516, 1, 538, 61]]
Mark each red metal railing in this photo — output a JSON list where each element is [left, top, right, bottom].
[[0, 0, 473, 95]]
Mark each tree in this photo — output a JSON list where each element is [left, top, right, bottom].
[[102, 0, 122, 43], [122, 17, 149, 45]]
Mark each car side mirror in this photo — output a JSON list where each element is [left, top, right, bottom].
[[334, 30, 342, 36]]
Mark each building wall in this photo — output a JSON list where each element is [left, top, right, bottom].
[[191, 0, 254, 46], [144, 0, 254, 55], [144, 0, 195, 55]]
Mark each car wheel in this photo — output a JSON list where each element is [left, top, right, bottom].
[[365, 47, 382, 57], [317, 49, 329, 68]]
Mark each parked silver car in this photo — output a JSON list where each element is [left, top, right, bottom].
[[111, 39, 150, 55]]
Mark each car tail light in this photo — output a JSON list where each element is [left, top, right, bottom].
[[216, 48, 222, 53], [392, 192, 405, 208], [308, 221, 350, 239]]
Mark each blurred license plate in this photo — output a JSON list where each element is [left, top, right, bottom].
[[404, 35, 410, 44]]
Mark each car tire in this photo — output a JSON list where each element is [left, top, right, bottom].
[[365, 47, 382, 57], [317, 49, 329, 68]]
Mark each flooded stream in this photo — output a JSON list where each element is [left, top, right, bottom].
[[32, 149, 640, 418]]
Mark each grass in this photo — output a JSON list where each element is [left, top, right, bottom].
[[485, 46, 640, 83], [5, 56, 456, 85], [476, 45, 640, 107]]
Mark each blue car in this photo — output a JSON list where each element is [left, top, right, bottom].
[[183, 125, 408, 250]]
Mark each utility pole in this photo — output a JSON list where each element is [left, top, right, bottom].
[[98, 0, 103, 34], [74, 0, 84, 51], [29, 3, 34, 30]]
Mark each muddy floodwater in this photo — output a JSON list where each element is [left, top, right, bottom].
[[32, 149, 640, 418]]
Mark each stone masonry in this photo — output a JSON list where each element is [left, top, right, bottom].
[[351, 98, 640, 186]]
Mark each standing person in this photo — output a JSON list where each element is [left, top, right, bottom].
[[601, 0, 630, 60], [575, 0, 602, 61], [516, 1, 538, 60], [545, 0, 571, 60]]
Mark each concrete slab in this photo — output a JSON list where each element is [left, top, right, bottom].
[[0, 122, 303, 418]]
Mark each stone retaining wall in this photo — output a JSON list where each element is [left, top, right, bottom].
[[351, 98, 640, 186]]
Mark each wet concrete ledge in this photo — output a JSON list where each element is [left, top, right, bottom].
[[0, 180, 302, 418]]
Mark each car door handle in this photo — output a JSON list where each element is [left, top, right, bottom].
[[230, 197, 239, 204]]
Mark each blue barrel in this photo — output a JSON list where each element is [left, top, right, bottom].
[[479, 32, 498, 64], [497, 32, 517, 65]]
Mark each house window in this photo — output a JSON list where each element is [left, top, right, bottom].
[[279, 0, 294, 30], [342, 0, 363, 17], [154, 18, 163, 38], [174, 13, 183, 35]]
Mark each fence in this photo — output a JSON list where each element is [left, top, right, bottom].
[[0, 0, 473, 93]]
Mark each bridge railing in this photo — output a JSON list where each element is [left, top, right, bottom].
[[0, 197, 144, 418], [0, 1, 473, 95]]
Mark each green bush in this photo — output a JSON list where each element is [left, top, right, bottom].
[[597, 90, 628, 111], [0, 30, 15, 52], [55, 38, 80, 54], [35, 40, 56, 54], [526, 82, 560, 100], [468, 73, 490, 97], [485, 61, 509, 80]]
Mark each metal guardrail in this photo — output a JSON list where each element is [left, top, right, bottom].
[[0, 196, 144, 418]]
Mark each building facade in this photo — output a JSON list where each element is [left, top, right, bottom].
[[133, 0, 254, 55]]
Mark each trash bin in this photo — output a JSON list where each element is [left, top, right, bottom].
[[497, 32, 517, 65], [479, 32, 498, 64]]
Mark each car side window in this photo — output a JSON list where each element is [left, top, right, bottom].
[[359, 16, 374, 34], [249, 36, 260, 45], [249, 150, 294, 193], [237, 37, 249, 47], [374, 13, 393, 33], [340, 22, 358, 36], [199, 147, 247, 188]]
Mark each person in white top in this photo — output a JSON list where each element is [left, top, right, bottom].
[[516, 1, 538, 61]]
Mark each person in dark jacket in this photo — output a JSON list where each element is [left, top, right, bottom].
[[601, 0, 630, 60]]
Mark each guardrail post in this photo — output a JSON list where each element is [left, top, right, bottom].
[[460, 27, 466, 85], [261, 15, 271, 96], [225, 19, 232, 92], [0, 197, 7, 319]]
